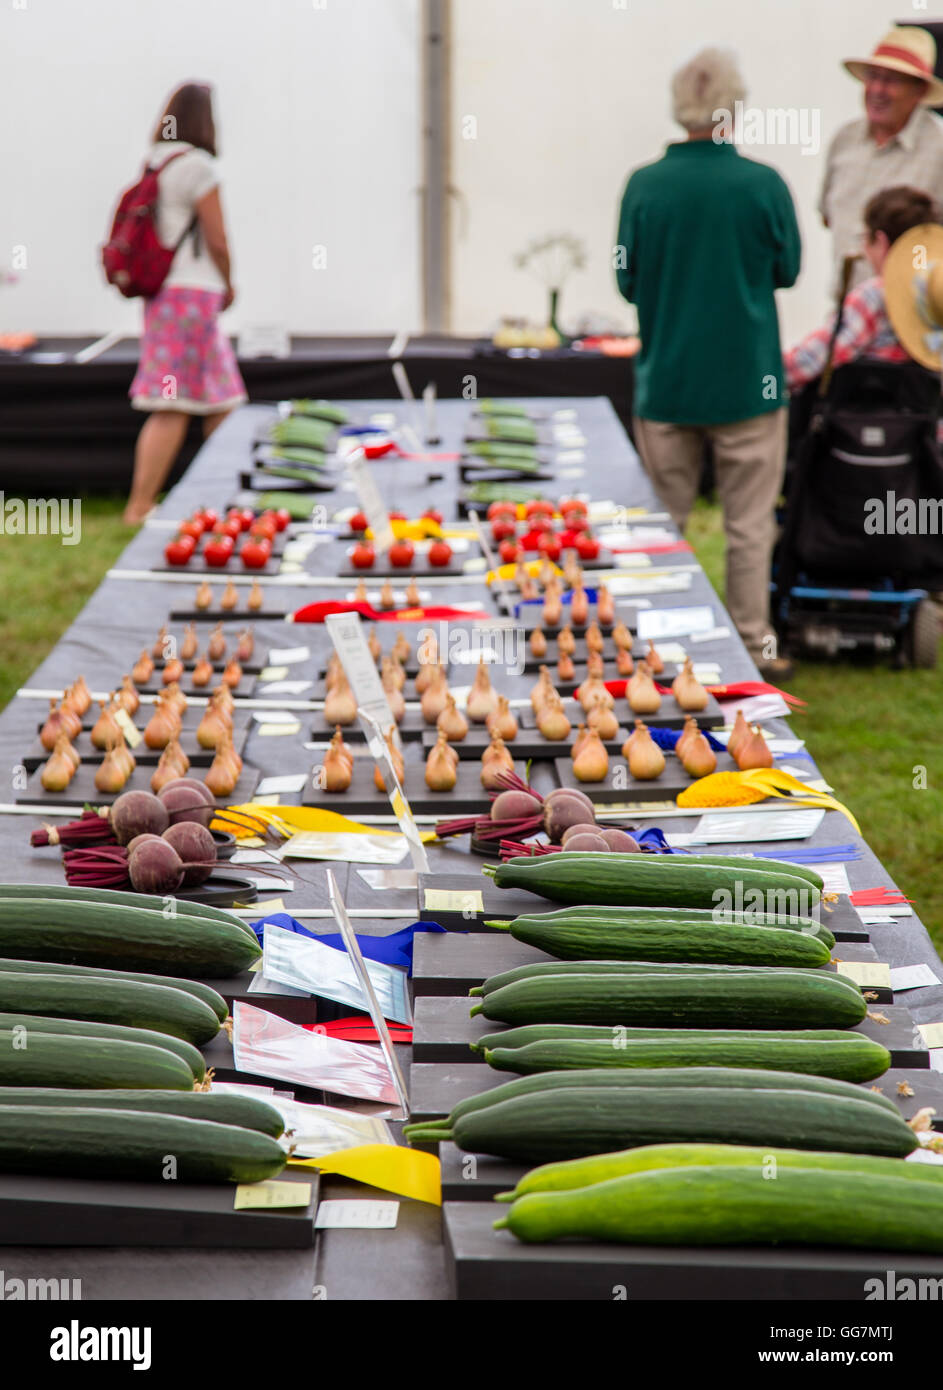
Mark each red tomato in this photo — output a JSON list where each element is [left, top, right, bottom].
[[238, 509, 255, 532], [559, 498, 588, 518], [349, 511, 370, 534], [388, 511, 407, 522], [389, 539, 415, 568], [351, 542, 375, 569], [527, 514, 553, 535], [250, 518, 277, 542], [198, 508, 219, 530], [203, 532, 234, 567], [240, 539, 271, 570], [422, 508, 444, 526], [274, 509, 292, 532], [524, 499, 555, 520], [538, 532, 563, 561], [576, 532, 601, 560], [428, 539, 452, 567], [558, 529, 582, 550], [563, 511, 590, 533], [487, 500, 517, 522], [499, 539, 523, 564], [178, 519, 204, 542], [220, 516, 243, 540], [519, 529, 543, 552], [164, 534, 195, 566], [491, 518, 517, 543]]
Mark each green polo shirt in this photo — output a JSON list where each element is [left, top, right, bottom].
[[615, 140, 801, 426]]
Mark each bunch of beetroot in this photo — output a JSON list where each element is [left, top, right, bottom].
[[434, 771, 639, 850], [53, 781, 218, 894]]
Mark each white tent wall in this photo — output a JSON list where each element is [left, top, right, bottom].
[[448, 0, 934, 344], [0, 0, 422, 336]]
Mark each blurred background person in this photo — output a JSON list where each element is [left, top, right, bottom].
[[615, 48, 801, 676], [819, 26, 943, 294], [124, 82, 245, 524]]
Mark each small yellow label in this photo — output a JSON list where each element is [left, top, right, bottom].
[[835, 962, 891, 988], [242, 897, 287, 917], [240, 836, 266, 848], [260, 666, 290, 682], [257, 723, 300, 737], [424, 888, 483, 913], [113, 708, 142, 748], [919, 1023, 943, 1049], [234, 1180, 312, 1210]]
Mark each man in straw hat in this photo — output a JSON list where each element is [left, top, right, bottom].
[[883, 214, 943, 376], [820, 26, 943, 293]]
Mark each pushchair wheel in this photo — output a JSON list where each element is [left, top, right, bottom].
[[906, 599, 940, 669]]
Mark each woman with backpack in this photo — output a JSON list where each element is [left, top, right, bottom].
[[120, 83, 245, 524]]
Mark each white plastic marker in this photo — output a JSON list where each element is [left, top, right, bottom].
[[345, 446, 395, 555], [423, 382, 440, 445], [326, 868, 410, 1120], [467, 507, 515, 615], [324, 612, 429, 873]]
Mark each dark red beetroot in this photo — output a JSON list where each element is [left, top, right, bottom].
[[598, 828, 640, 852], [126, 833, 164, 855], [111, 791, 170, 846], [128, 839, 184, 894], [162, 822, 217, 886], [543, 787, 597, 843], [561, 822, 602, 845], [158, 779, 215, 828], [562, 833, 609, 852]]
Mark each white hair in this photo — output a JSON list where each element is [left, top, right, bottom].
[[671, 47, 747, 132]]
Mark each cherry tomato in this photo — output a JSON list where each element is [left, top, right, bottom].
[[238, 509, 255, 532], [422, 508, 444, 526], [559, 498, 588, 518], [349, 511, 370, 534], [576, 532, 601, 560], [274, 509, 292, 532], [491, 518, 517, 543], [388, 511, 407, 522], [178, 518, 204, 542], [220, 516, 243, 541], [428, 539, 453, 567], [250, 518, 277, 542], [164, 534, 195, 566], [563, 511, 590, 533], [538, 532, 563, 561], [527, 514, 553, 536], [203, 532, 235, 567], [499, 539, 523, 564], [524, 499, 555, 520], [487, 500, 517, 522], [351, 542, 375, 569], [389, 539, 415, 568], [240, 539, 271, 570]]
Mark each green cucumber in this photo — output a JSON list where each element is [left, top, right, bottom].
[[0, 973, 220, 1045], [492, 918, 833, 966], [0, 898, 260, 977], [0, 1030, 194, 1090], [673, 855, 825, 892], [488, 906, 837, 951], [473, 1023, 867, 1054], [473, 959, 844, 997], [484, 855, 821, 910], [498, 1141, 943, 1202], [0, 1087, 283, 1135], [472, 969, 867, 1029], [0, 958, 228, 1023], [405, 1067, 899, 1140], [0, 1106, 285, 1183], [494, 1165, 943, 1250], [0, 1012, 205, 1081], [446, 1086, 916, 1163], [0, 884, 254, 933], [484, 1032, 891, 1083]]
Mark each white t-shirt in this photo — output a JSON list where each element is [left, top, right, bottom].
[[148, 141, 225, 293]]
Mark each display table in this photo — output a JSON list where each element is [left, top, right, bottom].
[[1, 397, 940, 1300]]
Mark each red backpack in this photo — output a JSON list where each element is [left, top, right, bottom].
[[101, 150, 195, 298]]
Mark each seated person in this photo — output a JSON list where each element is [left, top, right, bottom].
[[785, 185, 941, 390]]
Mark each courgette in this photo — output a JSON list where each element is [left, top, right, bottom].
[[0, 1012, 205, 1081], [495, 1165, 943, 1250], [0, 958, 228, 1023], [0, 1106, 285, 1183], [0, 1030, 194, 1090], [483, 1033, 891, 1083], [472, 969, 867, 1029], [0, 973, 220, 1045], [472, 959, 853, 997], [497, 1141, 943, 1202], [403, 1066, 900, 1142], [484, 854, 821, 910], [0, 1087, 283, 1135], [443, 1086, 916, 1163], [0, 898, 260, 977], [488, 918, 832, 967]]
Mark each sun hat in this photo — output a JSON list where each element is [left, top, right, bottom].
[[844, 26, 943, 106], [883, 222, 943, 369]]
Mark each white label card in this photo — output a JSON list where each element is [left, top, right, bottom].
[[324, 611, 397, 737], [315, 1200, 399, 1230], [636, 605, 715, 640], [346, 448, 395, 553]]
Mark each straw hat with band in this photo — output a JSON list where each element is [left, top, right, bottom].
[[884, 223, 943, 370], [844, 26, 943, 107]]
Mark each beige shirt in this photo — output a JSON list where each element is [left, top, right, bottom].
[[148, 141, 225, 294], [819, 107, 943, 293]]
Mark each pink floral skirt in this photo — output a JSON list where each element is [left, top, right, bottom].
[[130, 286, 247, 415]]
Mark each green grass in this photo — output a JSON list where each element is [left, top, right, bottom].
[[0, 496, 132, 711], [688, 498, 943, 951]]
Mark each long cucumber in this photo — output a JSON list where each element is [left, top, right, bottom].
[[496, 1142, 943, 1202], [494, 1165, 943, 1250], [0, 1012, 206, 1081], [445, 1086, 916, 1163], [471, 960, 859, 998], [490, 918, 833, 966], [0, 1087, 283, 1135], [0, 973, 220, 1045], [0, 1106, 286, 1183], [473, 1024, 875, 1053], [0, 1030, 195, 1091], [673, 855, 825, 892], [471, 969, 867, 1029], [0, 958, 228, 1023], [0, 883, 255, 935]]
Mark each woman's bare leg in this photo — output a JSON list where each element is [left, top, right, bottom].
[[202, 410, 232, 440], [124, 411, 190, 524]]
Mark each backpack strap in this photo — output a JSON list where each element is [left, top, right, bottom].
[[149, 148, 200, 255]]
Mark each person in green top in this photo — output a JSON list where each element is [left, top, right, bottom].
[[615, 47, 801, 675]]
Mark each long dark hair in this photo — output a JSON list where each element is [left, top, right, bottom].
[[152, 83, 217, 157]]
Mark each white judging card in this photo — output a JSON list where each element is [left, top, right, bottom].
[[636, 605, 715, 640], [315, 1200, 399, 1230], [890, 964, 940, 991]]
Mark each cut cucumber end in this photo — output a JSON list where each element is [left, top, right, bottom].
[[468, 987, 483, 997], [484, 920, 512, 931], [493, 1191, 516, 1203], [492, 1217, 510, 1231]]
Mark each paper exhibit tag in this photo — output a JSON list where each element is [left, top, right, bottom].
[[262, 923, 412, 1025], [346, 447, 395, 553], [315, 1200, 399, 1230], [234, 1181, 312, 1210]]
